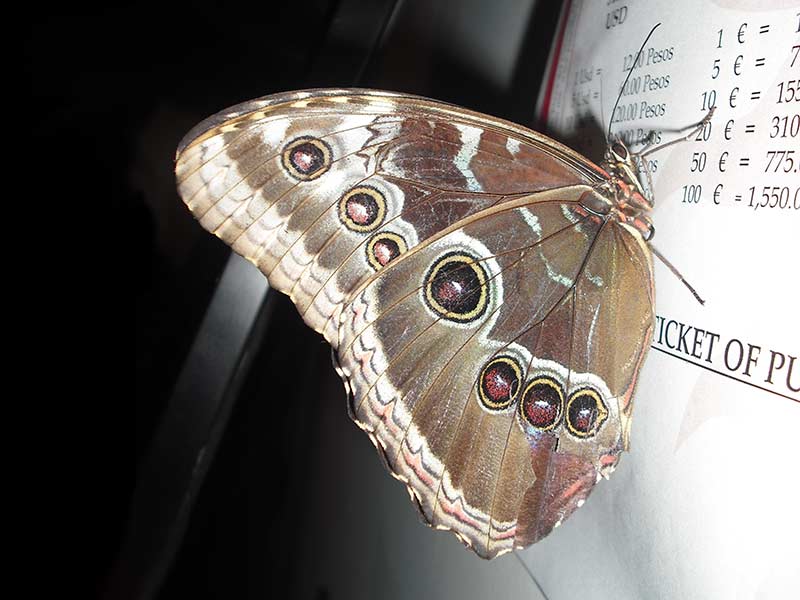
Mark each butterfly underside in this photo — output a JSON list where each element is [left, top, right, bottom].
[[175, 89, 655, 559]]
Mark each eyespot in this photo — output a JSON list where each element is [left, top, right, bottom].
[[367, 232, 407, 270], [478, 356, 522, 411], [282, 136, 332, 180], [519, 376, 564, 431], [423, 252, 489, 323], [339, 186, 386, 232], [565, 388, 608, 438]]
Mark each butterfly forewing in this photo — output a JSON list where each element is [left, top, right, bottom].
[[175, 89, 655, 558], [176, 90, 602, 338]]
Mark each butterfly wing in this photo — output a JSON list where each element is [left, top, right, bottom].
[[337, 200, 654, 557], [176, 89, 604, 343], [175, 89, 654, 558]]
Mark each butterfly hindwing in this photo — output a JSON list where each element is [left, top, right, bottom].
[[335, 191, 653, 556], [175, 89, 655, 558]]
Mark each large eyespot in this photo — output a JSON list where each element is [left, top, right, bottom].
[[367, 232, 407, 270], [565, 388, 608, 438], [478, 356, 522, 411], [339, 186, 386, 232], [282, 136, 332, 180], [423, 252, 489, 323], [519, 376, 564, 431]]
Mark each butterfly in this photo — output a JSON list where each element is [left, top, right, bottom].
[[175, 86, 674, 559]]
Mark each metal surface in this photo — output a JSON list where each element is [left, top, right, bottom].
[[109, 254, 270, 599]]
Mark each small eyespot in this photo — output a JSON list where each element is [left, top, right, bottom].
[[282, 137, 332, 180], [519, 377, 564, 431], [565, 388, 608, 438], [478, 356, 522, 411], [339, 186, 386, 232], [367, 232, 407, 270]]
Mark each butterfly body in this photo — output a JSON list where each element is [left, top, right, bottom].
[[176, 89, 655, 558]]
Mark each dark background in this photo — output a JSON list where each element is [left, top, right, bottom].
[[31, 2, 562, 597]]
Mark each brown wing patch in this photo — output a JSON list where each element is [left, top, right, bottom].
[[174, 89, 652, 559]]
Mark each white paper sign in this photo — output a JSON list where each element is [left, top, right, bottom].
[[528, 1, 800, 598]]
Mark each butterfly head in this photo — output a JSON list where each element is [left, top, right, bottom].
[[601, 137, 655, 242]]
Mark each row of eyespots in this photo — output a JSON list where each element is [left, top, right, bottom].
[[282, 136, 490, 323], [478, 356, 609, 438], [281, 136, 407, 270]]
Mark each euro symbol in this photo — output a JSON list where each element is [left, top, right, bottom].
[[725, 119, 734, 140], [719, 151, 728, 172], [729, 87, 739, 108], [714, 184, 723, 205], [734, 55, 743, 76], [738, 23, 747, 43]]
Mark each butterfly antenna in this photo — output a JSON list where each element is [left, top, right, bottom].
[[641, 107, 715, 158], [512, 551, 550, 600], [651, 244, 705, 305], [607, 23, 661, 140]]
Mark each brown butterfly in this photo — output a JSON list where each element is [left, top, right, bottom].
[[174, 85, 695, 559]]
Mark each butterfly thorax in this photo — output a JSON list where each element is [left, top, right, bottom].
[[593, 138, 655, 242]]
